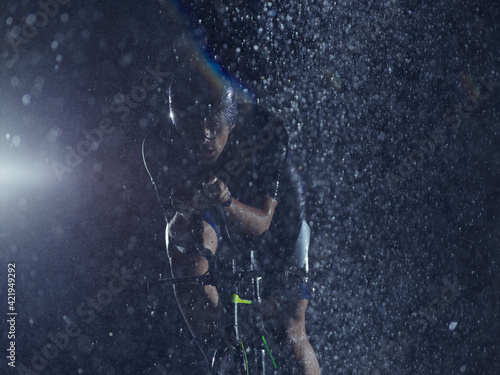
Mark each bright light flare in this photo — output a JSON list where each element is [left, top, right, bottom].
[[1, 132, 49, 188], [0, 161, 45, 187]]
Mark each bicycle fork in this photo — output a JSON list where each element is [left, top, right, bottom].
[[226, 293, 280, 374]]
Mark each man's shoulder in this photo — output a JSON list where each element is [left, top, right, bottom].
[[229, 103, 288, 183], [234, 102, 288, 148]]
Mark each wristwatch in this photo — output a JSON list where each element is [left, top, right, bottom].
[[221, 194, 232, 207]]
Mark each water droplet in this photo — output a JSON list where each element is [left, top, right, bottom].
[[12, 135, 21, 146], [10, 76, 18, 87], [26, 14, 36, 24], [22, 94, 31, 105], [81, 30, 90, 40]]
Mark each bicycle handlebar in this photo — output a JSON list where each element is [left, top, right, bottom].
[[151, 204, 303, 293], [156, 269, 264, 288]]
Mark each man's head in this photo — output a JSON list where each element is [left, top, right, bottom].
[[169, 65, 236, 164]]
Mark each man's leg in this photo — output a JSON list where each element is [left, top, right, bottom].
[[286, 299, 321, 374], [264, 299, 321, 374]]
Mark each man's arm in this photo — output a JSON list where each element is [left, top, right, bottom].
[[205, 175, 278, 237], [223, 195, 278, 237]]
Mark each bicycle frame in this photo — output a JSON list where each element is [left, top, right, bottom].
[[216, 254, 281, 374], [158, 250, 281, 374], [157, 205, 283, 374]]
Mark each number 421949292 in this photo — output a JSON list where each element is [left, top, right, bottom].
[[8, 263, 16, 312]]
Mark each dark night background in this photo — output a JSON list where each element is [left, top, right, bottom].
[[1, 0, 499, 374]]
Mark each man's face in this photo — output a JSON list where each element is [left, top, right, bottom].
[[174, 107, 234, 164]]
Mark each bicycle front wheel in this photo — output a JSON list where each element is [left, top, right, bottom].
[[213, 344, 248, 375]]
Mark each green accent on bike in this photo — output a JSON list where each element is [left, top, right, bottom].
[[230, 293, 252, 304], [262, 335, 277, 369], [240, 341, 249, 375]]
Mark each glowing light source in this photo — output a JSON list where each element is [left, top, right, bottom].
[[0, 162, 44, 186]]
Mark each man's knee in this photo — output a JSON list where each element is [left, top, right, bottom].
[[263, 299, 307, 337], [167, 219, 218, 277], [170, 251, 207, 278], [284, 299, 309, 347], [166, 214, 217, 256]]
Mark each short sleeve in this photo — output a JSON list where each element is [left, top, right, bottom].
[[254, 113, 289, 200]]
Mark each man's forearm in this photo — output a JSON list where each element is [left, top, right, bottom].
[[223, 196, 277, 237], [169, 193, 277, 240]]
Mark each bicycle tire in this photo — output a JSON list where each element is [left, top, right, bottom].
[[212, 344, 247, 375]]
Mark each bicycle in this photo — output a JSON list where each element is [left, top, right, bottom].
[[156, 204, 298, 374]]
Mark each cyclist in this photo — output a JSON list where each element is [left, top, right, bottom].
[[143, 60, 321, 374]]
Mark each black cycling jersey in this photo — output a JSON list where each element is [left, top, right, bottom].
[[143, 102, 309, 278]]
